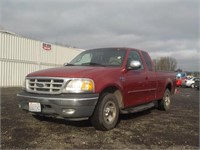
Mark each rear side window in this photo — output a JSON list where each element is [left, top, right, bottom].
[[142, 51, 153, 71]]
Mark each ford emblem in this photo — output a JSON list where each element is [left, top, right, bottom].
[[36, 83, 45, 88]]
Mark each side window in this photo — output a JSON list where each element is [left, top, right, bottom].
[[142, 51, 153, 71], [127, 51, 144, 70]]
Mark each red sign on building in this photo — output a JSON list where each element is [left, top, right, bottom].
[[42, 43, 51, 51]]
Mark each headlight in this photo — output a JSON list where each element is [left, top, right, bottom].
[[64, 79, 94, 93], [23, 78, 30, 90]]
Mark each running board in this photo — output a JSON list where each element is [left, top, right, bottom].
[[120, 102, 155, 114]]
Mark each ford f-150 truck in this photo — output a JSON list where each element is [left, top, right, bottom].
[[17, 47, 176, 130]]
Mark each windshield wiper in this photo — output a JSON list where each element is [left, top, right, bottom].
[[81, 62, 105, 67], [64, 63, 74, 66]]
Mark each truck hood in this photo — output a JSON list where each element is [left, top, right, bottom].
[[27, 66, 121, 79]]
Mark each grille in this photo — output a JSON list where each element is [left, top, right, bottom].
[[27, 78, 64, 94]]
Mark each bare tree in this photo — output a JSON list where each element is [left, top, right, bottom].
[[154, 57, 177, 71]]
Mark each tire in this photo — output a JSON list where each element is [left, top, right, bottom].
[[90, 93, 119, 131], [191, 84, 195, 88], [158, 89, 171, 111]]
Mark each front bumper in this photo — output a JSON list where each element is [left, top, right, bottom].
[[17, 91, 99, 120]]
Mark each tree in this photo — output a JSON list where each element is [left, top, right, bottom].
[[154, 57, 177, 71]]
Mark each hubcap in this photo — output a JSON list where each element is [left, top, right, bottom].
[[165, 93, 170, 107], [103, 101, 117, 124]]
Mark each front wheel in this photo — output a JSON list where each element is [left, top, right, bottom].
[[158, 89, 171, 111], [191, 84, 195, 88], [90, 93, 119, 131]]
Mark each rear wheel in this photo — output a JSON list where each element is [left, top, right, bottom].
[[191, 84, 195, 88], [158, 89, 171, 111], [91, 93, 119, 131]]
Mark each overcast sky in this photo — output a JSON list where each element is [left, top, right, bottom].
[[1, 0, 199, 71]]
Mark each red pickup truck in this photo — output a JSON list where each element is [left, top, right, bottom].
[[17, 47, 176, 130]]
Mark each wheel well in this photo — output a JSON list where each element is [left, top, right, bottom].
[[100, 86, 124, 109], [166, 83, 171, 92]]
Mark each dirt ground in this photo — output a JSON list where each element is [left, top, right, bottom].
[[1, 87, 199, 149]]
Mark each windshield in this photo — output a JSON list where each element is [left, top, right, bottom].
[[69, 48, 126, 67]]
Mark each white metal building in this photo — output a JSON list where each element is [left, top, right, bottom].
[[0, 31, 82, 87]]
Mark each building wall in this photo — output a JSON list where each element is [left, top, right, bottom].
[[0, 31, 82, 87]]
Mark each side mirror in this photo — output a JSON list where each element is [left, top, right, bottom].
[[63, 62, 68, 66], [63, 63, 74, 66], [127, 60, 142, 70]]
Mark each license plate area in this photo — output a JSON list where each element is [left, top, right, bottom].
[[29, 102, 41, 112]]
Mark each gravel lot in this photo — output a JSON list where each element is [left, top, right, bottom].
[[1, 87, 199, 149]]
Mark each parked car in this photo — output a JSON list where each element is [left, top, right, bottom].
[[176, 77, 182, 87], [176, 72, 187, 78], [184, 77, 196, 88], [194, 78, 200, 90], [176, 72, 187, 87], [181, 76, 190, 87]]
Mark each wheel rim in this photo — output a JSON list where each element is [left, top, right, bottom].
[[164, 93, 171, 107], [191, 84, 194, 88], [103, 101, 117, 125]]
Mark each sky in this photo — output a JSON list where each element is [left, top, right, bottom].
[[1, 0, 199, 71]]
